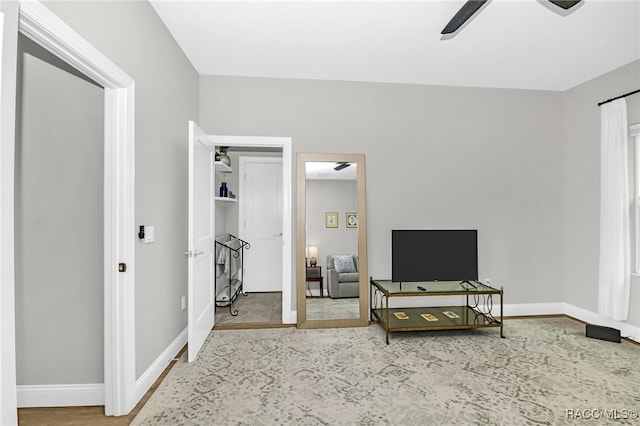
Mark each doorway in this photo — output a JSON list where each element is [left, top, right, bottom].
[[215, 153, 284, 326], [14, 32, 105, 403], [209, 136, 293, 327], [1, 1, 136, 417]]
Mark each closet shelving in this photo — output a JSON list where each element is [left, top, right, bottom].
[[214, 160, 232, 173], [213, 156, 248, 315], [214, 160, 237, 202], [214, 196, 237, 203]]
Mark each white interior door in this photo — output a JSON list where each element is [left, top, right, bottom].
[[187, 121, 215, 362], [240, 157, 283, 292]]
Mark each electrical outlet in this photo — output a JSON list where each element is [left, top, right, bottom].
[[181, 296, 186, 310]]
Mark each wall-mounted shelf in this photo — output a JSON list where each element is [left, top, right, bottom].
[[215, 197, 237, 203], [215, 161, 232, 173]]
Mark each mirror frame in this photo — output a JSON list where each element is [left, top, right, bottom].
[[296, 153, 369, 328]]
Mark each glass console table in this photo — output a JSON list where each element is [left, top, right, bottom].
[[370, 278, 504, 344]]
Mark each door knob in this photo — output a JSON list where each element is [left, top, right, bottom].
[[118, 263, 127, 272], [183, 250, 204, 258]]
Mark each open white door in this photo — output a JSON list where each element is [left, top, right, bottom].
[[187, 121, 215, 362]]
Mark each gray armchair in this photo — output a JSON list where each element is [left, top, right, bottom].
[[326, 254, 359, 298]]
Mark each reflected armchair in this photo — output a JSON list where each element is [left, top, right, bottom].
[[326, 254, 359, 299]]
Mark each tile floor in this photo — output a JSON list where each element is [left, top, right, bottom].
[[214, 291, 282, 324]]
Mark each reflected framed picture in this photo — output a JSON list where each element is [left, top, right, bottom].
[[325, 212, 338, 228], [346, 212, 358, 228]]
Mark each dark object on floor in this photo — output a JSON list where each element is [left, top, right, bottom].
[[585, 324, 621, 343]]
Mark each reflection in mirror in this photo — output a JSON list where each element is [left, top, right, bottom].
[[305, 161, 359, 320], [297, 153, 368, 329]]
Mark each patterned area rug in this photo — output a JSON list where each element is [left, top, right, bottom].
[[132, 318, 639, 425]]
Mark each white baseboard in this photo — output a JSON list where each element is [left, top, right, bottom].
[[501, 302, 565, 317], [16, 329, 187, 409], [373, 299, 640, 343], [562, 303, 640, 343], [17, 383, 104, 407], [500, 302, 640, 344], [135, 327, 187, 403]]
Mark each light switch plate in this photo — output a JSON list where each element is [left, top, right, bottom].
[[145, 226, 155, 243]]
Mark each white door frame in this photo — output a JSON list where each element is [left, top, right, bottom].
[[1, 5, 18, 424], [210, 135, 294, 324], [1, 1, 135, 417]]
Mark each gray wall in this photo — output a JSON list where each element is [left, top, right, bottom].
[[563, 60, 640, 327], [43, 1, 199, 380], [199, 76, 566, 308], [15, 35, 104, 385], [306, 179, 358, 272]]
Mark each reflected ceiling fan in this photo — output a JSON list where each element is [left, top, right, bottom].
[[441, 0, 583, 35]]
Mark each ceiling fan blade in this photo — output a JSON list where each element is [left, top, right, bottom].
[[548, 0, 582, 10], [441, 0, 488, 35]]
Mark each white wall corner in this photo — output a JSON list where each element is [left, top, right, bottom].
[[135, 327, 187, 403], [17, 384, 104, 408]]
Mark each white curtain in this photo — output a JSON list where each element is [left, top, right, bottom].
[[598, 98, 630, 321]]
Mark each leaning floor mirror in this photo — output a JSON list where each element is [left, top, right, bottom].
[[297, 153, 369, 329]]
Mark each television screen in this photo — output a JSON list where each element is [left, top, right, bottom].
[[391, 230, 478, 282]]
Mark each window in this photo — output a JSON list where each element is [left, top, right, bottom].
[[632, 124, 640, 272]]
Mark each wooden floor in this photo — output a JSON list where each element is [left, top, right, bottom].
[[17, 346, 186, 426], [19, 406, 133, 426]]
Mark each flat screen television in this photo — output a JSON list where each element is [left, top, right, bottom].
[[392, 229, 478, 282]]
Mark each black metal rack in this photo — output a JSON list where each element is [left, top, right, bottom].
[[215, 234, 250, 315]]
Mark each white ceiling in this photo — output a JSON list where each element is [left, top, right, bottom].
[[150, 0, 640, 91]]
